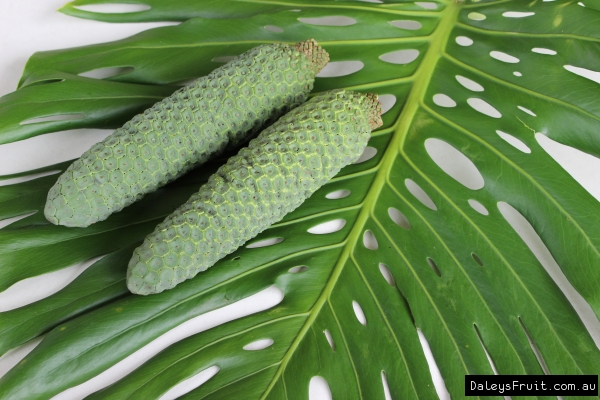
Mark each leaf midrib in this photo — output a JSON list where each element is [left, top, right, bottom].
[[129, 314, 306, 399], [40, 241, 345, 388], [260, 2, 462, 398]]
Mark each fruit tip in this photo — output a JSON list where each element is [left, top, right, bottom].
[[294, 39, 330, 74], [362, 93, 384, 131]]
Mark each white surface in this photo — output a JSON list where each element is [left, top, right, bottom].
[[0, 2, 599, 399]]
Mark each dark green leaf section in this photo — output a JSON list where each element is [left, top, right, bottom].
[[0, 179, 196, 292], [0, 161, 70, 185], [0, 218, 356, 399], [0, 70, 406, 357], [463, 1, 600, 39], [0, 247, 131, 356], [440, 11, 600, 317], [449, 29, 600, 155], [58, 0, 443, 23], [86, 250, 435, 400], [1, 1, 600, 399], [0, 169, 65, 220], [98, 316, 307, 400], [0, 72, 176, 145], [20, 8, 437, 87]]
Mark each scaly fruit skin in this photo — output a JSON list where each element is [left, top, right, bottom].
[[44, 39, 329, 228], [127, 90, 383, 295]]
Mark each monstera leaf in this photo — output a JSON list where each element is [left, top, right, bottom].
[[1, 0, 599, 399]]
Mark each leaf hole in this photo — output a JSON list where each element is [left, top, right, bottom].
[[564, 65, 600, 84], [289, 265, 308, 274], [518, 106, 536, 117], [20, 114, 86, 125], [0, 212, 37, 230], [264, 25, 283, 33], [0, 255, 106, 312], [363, 230, 378, 250], [425, 138, 485, 190], [232, 256, 240, 261], [388, 207, 411, 229], [307, 219, 346, 234], [455, 75, 484, 92], [468, 199, 489, 216], [73, 3, 151, 13], [456, 36, 473, 46], [496, 130, 531, 153], [381, 371, 392, 400], [354, 146, 377, 164], [518, 317, 551, 374], [389, 20, 422, 30], [532, 47, 556, 55], [243, 338, 274, 351], [78, 66, 135, 79], [326, 189, 351, 199], [317, 61, 364, 78], [467, 98, 502, 118], [246, 237, 283, 248], [432, 94, 456, 108], [158, 366, 220, 400], [379, 263, 396, 286], [473, 324, 499, 374], [0, 129, 111, 175], [379, 49, 419, 65], [468, 12, 486, 21], [212, 56, 237, 63], [513, 71, 522, 77], [490, 51, 520, 64], [323, 329, 335, 350], [405, 179, 437, 210], [498, 201, 600, 342], [352, 300, 367, 325], [21, 78, 65, 88], [417, 329, 450, 399], [0, 337, 45, 381], [535, 133, 600, 201], [415, 2, 437, 9], [298, 16, 356, 26], [427, 257, 442, 277], [0, 170, 61, 187], [309, 376, 332, 400], [502, 11, 535, 18], [471, 253, 484, 267], [378, 94, 396, 114]]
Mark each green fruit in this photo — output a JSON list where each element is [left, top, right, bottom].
[[44, 39, 329, 227], [127, 90, 383, 295]]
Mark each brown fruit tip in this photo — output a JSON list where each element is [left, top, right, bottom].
[[294, 38, 330, 74], [361, 93, 384, 131]]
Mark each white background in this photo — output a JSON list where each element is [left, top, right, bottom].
[[0, 2, 599, 399]]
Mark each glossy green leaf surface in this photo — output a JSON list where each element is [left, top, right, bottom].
[[1, 0, 599, 399], [1, 72, 176, 145], [58, 0, 444, 23]]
